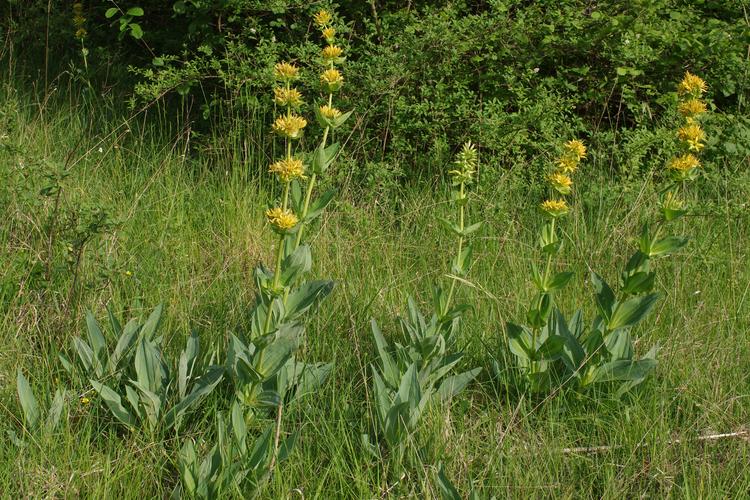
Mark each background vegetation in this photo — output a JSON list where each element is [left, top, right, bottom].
[[1, 1, 749, 497]]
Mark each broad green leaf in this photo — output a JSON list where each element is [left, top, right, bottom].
[[461, 221, 483, 236], [284, 280, 334, 320], [164, 366, 224, 429], [545, 271, 574, 291], [126, 7, 144, 16], [437, 368, 481, 401], [16, 369, 40, 429], [256, 335, 297, 379], [139, 304, 163, 342], [90, 380, 137, 427], [591, 272, 615, 321], [280, 244, 312, 286], [109, 318, 139, 375], [649, 236, 688, 257], [371, 319, 399, 388], [621, 271, 655, 295], [46, 388, 65, 431], [178, 331, 200, 399], [278, 430, 298, 462], [537, 335, 566, 361], [608, 293, 659, 330], [304, 189, 336, 221], [105, 7, 118, 18], [247, 426, 273, 470], [72, 336, 95, 374], [507, 322, 532, 361], [332, 109, 353, 128], [437, 463, 461, 500], [593, 358, 657, 383], [85, 310, 107, 367], [129, 23, 144, 39]]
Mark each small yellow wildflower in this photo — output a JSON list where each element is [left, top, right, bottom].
[[556, 155, 579, 174], [322, 27, 336, 42], [314, 9, 332, 27], [266, 207, 298, 232], [319, 105, 342, 120], [75, 28, 87, 39], [678, 98, 707, 118], [80, 396, 91, 405], [667, 153, 701, 172], [548, 172, 573, 195], [677, 71, 707, 96], [677, 123, 706, 152], [272, 114, 307, 139], [564, 139, 587, 161], [273, 87, 303, 108], [322, 45, 343, 61], [274, 62, 300, 82], [540, 199, 569, 218], [269, 157, 305, 182], [320, 69, 344, 92]]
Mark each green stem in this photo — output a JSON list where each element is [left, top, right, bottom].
[[444, 181, 465, 315]]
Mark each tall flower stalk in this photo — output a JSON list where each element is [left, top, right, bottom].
[[293, 10, 350, 250]]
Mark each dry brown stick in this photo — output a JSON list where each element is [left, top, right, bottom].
[[562, 430, 749, 455]]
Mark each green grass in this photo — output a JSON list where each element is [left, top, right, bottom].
[[1, 82, 749, 498]]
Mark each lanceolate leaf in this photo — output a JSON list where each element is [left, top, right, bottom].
[[608, 293, 660, 330], [16, 369, 40, 430], [90, 380, 137, 427]]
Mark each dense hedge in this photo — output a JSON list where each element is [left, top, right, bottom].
[[3, 1, 749, 185]]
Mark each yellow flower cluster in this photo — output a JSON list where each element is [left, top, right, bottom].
[[73, 2, 87, 39], [274, 62, 300, 82], [322, 45, 344, 61], [663, 72, 709, 214], [266, 207, 298, 232], [320, 68, 344, 92], [273, 87, 303, 108], [541, 139, 585, 217], [313, 10, 345, 93], [272, 114, 307, 139], [677, 123, 706, 152], [314, 9, 332, 28], [540, 199, 569, 218], [668, 153, 701, 173], [269, 157, 305, 182], [677, 71, 708, 97], [319, 105, 342, 120], [448, 141, 478, 184]]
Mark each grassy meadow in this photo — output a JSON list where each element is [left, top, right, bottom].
[[1, 78, 750, 498]]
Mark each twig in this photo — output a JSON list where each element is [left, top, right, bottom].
[[268, 402, 284, 473], [562, 430, 749, 455]]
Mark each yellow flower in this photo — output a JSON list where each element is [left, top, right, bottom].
[[322, 27, 336, 42], [75, 27, 87, 39], [80, 396, 90, 405], [266, 207, 298, 232], [274, 62, 300, 82], [448, 141, 478, 184], [273, 87, 303, 108], [548, 172, 573, 195], [319, 105, 342, 120], [322, 45, 344, 61], [668, 153, 701, 172], [677, 123, 706, 152], [269, 157, 305, 182], [540, 199, 569, 218], [272, 114, 307, 139], [556, 155, 579, 174], [677, 71, 707, 96], [678, 98, 707, 118], [564, 139, 587, 161], [314, 9, 332, 27], [320, 68, 344, 92]]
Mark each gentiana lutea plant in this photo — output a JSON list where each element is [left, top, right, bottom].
[[175, 9, 352, 497], [506, 72, 709, 395], [365, 142, 481, 459]]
